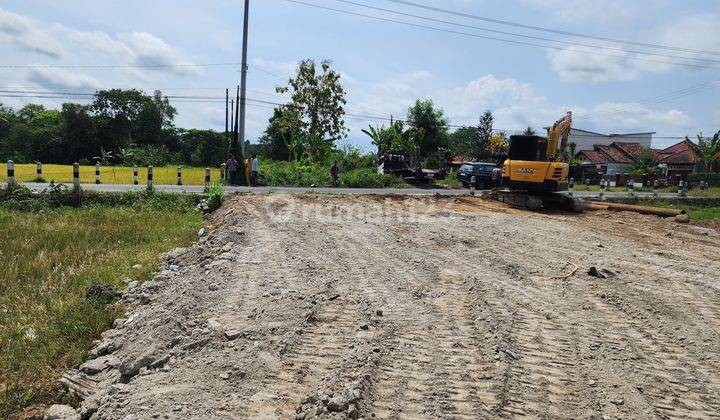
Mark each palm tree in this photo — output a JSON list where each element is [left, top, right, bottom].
[[362, 125, 393, 155], [696, 131, 720, 174]]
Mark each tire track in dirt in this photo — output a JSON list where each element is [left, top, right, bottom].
[[243, 300, 361, 417], [367, 269, 497, 419], [383, 214, 587, 417], [306, 205, 501, 418]]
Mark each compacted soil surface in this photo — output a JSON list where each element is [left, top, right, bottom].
[[58, 194, 720, 419]]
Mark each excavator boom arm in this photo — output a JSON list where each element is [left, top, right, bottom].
[[546, 111, 573, 160]]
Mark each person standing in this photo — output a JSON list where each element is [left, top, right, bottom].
[[331, 160, 340, 187], [251, 154, 259, 187], [244, 157, 252, 186], [226, 155, 238, 186]]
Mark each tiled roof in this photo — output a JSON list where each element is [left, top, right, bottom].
[[596, 144, 633, 164], [657, 139, 700, 164], [612, 142, 645, 160], [659, 139, 695, 155], [576, 150, 606, 164], [660, 150, 699, 165]]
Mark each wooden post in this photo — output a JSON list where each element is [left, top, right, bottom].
[[95, 163, 101, 184], [6, 160, 14, 189], [133, 165, 139, 185], [73, 162, 80, 189], [147, 165, 154, 191], [177, 166, 183, 186]]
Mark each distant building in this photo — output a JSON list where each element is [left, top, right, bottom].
[[656, 138, 702, 176], [575, 142, 649, 175], [568, 128, 655, 151]]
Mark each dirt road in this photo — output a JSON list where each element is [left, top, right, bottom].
[[64, 194, 720, 419]]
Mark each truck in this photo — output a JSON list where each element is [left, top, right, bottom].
[[378, 151, 448, 184]]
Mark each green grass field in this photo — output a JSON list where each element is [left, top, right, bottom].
[[0, 164, 222, 186], [573, 184, 720, 196], [0, 203, 202, 417]]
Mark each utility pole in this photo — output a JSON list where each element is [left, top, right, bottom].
[[225, 89, 229, 151], [238, 0, 250, 158]]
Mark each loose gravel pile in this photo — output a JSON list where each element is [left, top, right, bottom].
[[51, 194, 720, 419]]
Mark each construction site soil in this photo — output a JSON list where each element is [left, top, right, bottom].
[[60, 194, 720, 419]]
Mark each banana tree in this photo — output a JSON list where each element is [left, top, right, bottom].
[[696, 131, 720, 173], [362, 125, 393, 155]]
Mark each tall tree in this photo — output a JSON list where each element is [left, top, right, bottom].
[[695, 131, 720, 173], [406, 99, 449, 160], [90, 89, 176, 152], [61, 103, 95, 163], [0, 103, 16, 144], [259, 106, 302, 161], [476, 110, 494, 159], [278, 59, 348, 162], [523, 126, 536, 136], [448, 126, 479, 157]]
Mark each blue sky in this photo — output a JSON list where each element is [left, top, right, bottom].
[[1, 0, 719, 150]]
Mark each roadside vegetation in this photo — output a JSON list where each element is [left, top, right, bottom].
[[627, 197, 720, 221], [0, 187, 203, 417]]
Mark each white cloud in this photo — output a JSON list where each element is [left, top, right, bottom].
[[439, 75, 543, 123], [0, 8, 64, 58], [547, 13, 720, 82], [64, 30, 201, 77], [548, 46, 638, 83], [1, 8, 203, 79], [573, 102, 694, 134], [343, 69, 696, 149], [26, 67, 102, 90], [633, 13, 720, 74], [342, 71, 553, 140]]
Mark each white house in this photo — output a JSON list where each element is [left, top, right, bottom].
[[564, 128, 655, 151]]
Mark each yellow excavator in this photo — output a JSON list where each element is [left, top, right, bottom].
[[499, 112, 584, 210]]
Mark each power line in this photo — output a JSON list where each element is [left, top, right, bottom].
[[576, 80, 720, 120], [0, 89, 701, 139], [331, 0, 720, 65], [0, 62, 242, 69], [248, 64, 289, 81], [384, 0, 720, 57], [281, 0, 720, 70]]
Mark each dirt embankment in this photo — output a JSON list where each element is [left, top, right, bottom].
[[56, 194, 720, 419]]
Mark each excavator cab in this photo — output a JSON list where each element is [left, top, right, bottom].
[[498, 112, 584, 211], [502, 135, 568, 192]]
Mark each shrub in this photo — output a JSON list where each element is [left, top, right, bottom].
[[340, 168, 407, 188], [688, 173, 720, 187], [0, 183, 200, 212], [262, 161, 333, 187], [205, 183, 225, 212]]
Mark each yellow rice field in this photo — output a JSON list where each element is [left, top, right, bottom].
[[0, 164, 222, 186]]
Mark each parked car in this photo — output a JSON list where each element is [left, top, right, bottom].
[[458, 162, 498, 188]]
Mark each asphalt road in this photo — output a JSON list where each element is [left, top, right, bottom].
[[3, 181, 685, 199]]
